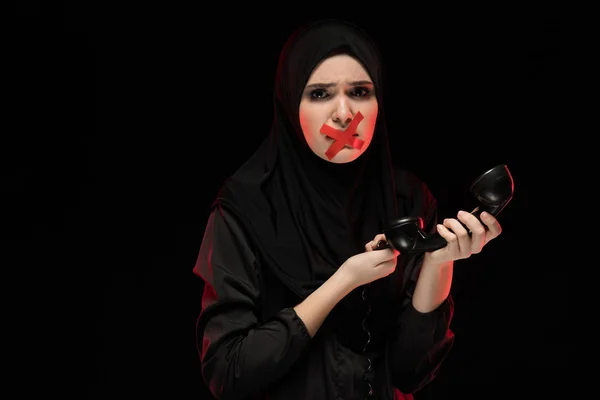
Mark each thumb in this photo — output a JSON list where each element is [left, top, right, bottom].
[[366, 248, 397, 263]]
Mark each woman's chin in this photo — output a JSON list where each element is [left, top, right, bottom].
[[325, 148, 362, 164]]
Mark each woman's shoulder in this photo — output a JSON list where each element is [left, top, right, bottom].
[[193, 202, 258, 279]]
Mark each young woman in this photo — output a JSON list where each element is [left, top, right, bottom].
[[193, 19, 502, 400]]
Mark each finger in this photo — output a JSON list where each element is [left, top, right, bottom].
[[444, 217, 471, 257], [372, 233, 387, 245], [436, 223, 458, 252], [481, 212, 502, 241], [366, 247, 397, 263], [457, 210, 486, 253], [367, 233, 388, 252]]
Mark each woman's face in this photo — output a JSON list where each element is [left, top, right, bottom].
[[299, 54, 378, 164]]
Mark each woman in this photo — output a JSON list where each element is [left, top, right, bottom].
[[193, 19, 502, 400]]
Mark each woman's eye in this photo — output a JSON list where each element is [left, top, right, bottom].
[[309, 89, 329, 100], [351, 87, 371, 97]]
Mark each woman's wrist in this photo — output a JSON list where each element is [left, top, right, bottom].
[[422, 252, 454, 271], [332, 267, 358, 295]]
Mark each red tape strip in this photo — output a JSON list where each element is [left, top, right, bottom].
[[319, 111, 365, 160]]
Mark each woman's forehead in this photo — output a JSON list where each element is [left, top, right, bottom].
[[306, 54, 371, 84]]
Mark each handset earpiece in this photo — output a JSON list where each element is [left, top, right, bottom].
[[378, 164, 514, 254], [469, 164, 514, 218]]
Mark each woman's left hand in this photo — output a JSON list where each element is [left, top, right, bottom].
[[426, 210, 502, 264], [365, 210, 502, 264]]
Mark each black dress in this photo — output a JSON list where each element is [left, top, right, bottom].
[[194, 172, 455, 400]]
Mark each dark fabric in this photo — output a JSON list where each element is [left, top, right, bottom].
[[213, 19, 398, 299], [194, 205, 454, 400]]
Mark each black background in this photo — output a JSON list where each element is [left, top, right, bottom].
[[6, 2, 569, 399]]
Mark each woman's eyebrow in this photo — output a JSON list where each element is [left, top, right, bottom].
[[304, 80, 373, 90]]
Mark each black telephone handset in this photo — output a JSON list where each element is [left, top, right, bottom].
[[378, 164, 514, 253]]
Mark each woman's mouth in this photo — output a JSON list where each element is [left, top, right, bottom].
[[325, 133, 359, 140]]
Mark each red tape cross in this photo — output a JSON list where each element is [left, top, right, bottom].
[[319, 111, 365, 160]]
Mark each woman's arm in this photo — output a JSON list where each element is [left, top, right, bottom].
[[196, 209, 310, 400], [387, 254, 455, 394], [389, 193, 503, 394], [293, 269, 355, 337], [386, 173, 455, 393], [411, 254, 453, 312], [196, 208, 359, 400]]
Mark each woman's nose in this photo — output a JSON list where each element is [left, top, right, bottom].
[[332, 99, 353, 125]]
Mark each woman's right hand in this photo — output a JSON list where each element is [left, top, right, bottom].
[[338, 234, 400, 289]]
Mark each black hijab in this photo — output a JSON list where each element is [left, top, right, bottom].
[[213, 19, 400, 299]]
